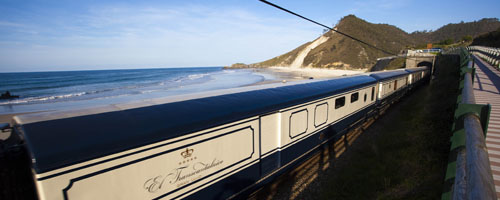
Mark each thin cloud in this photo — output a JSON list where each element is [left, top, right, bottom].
[[0, 4, 320, 71], [354, 0, 412, 10], [0, 21, 27, 28]]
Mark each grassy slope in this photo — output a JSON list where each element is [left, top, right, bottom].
[[248, 17, 499, 70], [471, 27, 500, 48], [252, 41, 312, 67], [253, 15, 416, 69], [303, 16, 415, 69], [319, 55, 459, 199], [430, 18, 500, 43], [385, 57, 407, 70]]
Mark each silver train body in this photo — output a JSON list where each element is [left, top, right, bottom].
[[7, 67, 429, 200]]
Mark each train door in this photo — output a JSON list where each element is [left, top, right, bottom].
[[259, 113, 281, 176], [377, 82, 384, 100]]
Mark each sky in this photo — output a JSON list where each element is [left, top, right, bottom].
[[0, 0, 499, 72]]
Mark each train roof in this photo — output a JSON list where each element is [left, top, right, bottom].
[[369, 70, 409, 80], [15, 75, 377, 173], [404, 67, 428, 73]]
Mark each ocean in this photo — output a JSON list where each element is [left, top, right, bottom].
[[0, 67, 274, 115]]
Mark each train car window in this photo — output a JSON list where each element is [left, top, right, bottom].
[[394, 80, 397, 90], [371, 87, 375, 101], [351, 92, 358, 103], [335, 97, 345, 109], [364, 93, 367, 102]]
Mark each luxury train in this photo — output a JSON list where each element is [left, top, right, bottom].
[[1, 67, 429, 200]]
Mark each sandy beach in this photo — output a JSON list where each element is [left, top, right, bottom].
[[250, 67, 365, 85], [0, 112, 43, 124], [268, 66, 363, 79], [0, 67, 365, 125], [0, 113, 18, 124]]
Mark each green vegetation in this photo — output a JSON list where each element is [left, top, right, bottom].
[[385, 57, 406, 70], [304, 15, 415, 69], [412, 18, 500, 43], [471, 27, 500, 47], [245, 16, 499, 70], [431, 35, 475, 49], [254, 15, 417, 69], [319, 54, 459, 199], [224, 63, 249, 69], [462, 35, 473, 42], [438, 38, 455, 45], [252, 41, 312, 67]]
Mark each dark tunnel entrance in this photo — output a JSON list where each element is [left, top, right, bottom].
[[417, 61, 433, 68]]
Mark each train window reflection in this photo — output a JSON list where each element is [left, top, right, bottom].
[[351, 92, 359, 103], [335, 97, 345, 109]]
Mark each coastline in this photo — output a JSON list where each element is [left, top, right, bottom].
[[249, 66, 365, 85], [0, 112, 43, 124], [0, 67, 364, 124], [0, 113, 19, 124]]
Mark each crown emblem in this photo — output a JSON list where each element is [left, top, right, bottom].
[[181, 148, 194, 158]]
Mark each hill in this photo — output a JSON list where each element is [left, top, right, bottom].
[[234, 16, 500, 69], [252, 15, 416, 69], [471, 27, 500, 48], [412, 18, 500, 44]]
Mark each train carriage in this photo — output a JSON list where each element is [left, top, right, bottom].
[[369, 70, 410, 105], [2, 67, 430, 200], [405, 67, 430, 89]]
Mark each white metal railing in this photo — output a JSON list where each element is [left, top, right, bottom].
[[442, 47, 496, 200], [468, 46, 500, 70]]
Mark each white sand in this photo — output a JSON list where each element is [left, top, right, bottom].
[[290, 35, 330, 68], [249, 66, 365, 86], [268, 66, 365, 79], [0, 67, 365, 126], [0, 113, 19, 124]]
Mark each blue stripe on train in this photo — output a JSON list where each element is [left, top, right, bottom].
[[280, 105, 372, 165], [186, 104, 374, 200], [370, 70, 408, 80], [21, 76, 377, 174], [166, 70, 427, 199]]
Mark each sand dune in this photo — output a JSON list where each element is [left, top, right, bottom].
[[290, 35, 330, 68]]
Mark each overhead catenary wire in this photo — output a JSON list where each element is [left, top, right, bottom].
[[259, 0, 401, 57]]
